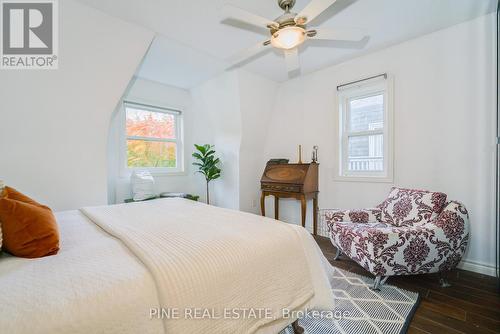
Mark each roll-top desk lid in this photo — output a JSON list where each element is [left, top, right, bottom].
[[261, 162, 318, 193]]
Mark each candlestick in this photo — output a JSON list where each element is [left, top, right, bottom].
[[312, 145, 318, 163]]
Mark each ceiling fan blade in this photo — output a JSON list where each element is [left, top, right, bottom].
[[310, 28, 366, 41], [284, 48, 300, 73], [221, 4, 278, 29], [295, 0, 337, 25], [226, 40, 271, 68]]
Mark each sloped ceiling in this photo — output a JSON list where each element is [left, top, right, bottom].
[[77, 0, 496, 88], [0, 0, 154, 210]]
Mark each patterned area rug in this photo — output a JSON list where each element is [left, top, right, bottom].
[[281, 267, 420, 334]]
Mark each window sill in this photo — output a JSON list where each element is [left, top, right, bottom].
[[148, 171, 187, 177], [119, 168, 187, 178], [333, 175, 394, 183]]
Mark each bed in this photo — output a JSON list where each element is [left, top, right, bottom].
[[0, 198, 334, 334]]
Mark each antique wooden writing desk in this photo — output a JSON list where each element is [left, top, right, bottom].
[[260, 162, 319, 235]]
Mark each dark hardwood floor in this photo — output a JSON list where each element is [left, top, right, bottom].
[[314, 235, 500, 334]]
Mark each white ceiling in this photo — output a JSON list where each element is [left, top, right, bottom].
[[77, 0, 496, 88]]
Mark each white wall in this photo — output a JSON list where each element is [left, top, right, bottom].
[[238, 71, 278, 214], [187, 70, 278, 211], [108, 77, 194, 203], [190, 71, 242, 209], [0, 0, 153, 211], [262, 13, 497, 275]]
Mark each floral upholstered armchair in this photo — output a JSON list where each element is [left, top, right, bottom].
[[322, 187, 469, 290]]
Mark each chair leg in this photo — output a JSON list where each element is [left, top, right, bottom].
[[333, 247, 342, 260], [371, 275, 389, 291], [371, 275, 383, 291], [439, 272, 452, 288]]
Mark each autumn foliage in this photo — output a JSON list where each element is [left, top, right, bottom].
[[126, 108, 176, 168]]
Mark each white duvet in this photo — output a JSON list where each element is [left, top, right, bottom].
[[0, 210, 164, 334], [0, 199, 334, 334]]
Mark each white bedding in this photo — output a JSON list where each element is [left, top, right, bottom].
[[0, 210, 164, 334], [0, 199, 334, 334]]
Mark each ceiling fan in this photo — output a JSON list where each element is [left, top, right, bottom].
[[222, 0, 368, 75]]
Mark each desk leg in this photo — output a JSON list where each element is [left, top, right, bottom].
[[313, 195, 318, 235], [260, 192, 266, 216], [274, 196, 279, 220], [300, 195, 306, 228]]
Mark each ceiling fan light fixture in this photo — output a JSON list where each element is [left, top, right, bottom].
[[270, 26, 306, 50]]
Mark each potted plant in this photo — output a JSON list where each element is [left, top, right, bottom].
[[192, 144, 221, 204]]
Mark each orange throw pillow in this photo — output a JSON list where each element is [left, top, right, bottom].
[[0, 189, 59, 258], [4, 186, 43, 206]]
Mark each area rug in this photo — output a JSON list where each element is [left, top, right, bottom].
[[281, 267, 420, 334]]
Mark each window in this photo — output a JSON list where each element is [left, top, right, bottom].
[[337, 76, 393, 181], [123, 101, 183, 173]]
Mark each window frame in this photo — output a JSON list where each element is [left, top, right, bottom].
[[120, 101, 185, 176], [335, 76, 394, 182]]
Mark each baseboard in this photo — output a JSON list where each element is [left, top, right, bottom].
[[457, 259, 497, 277]]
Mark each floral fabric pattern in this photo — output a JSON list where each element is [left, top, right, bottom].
[[378, 187, 447, 227], [402, 237, 429, 268], [323, 208, 382, 224], [323, 190, 469, 277]]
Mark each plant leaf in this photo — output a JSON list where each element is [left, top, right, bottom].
[[192, 152, 203, 160], [192, 144, 221, 181]]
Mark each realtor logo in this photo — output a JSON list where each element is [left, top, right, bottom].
[[1, 0, 58, 69]]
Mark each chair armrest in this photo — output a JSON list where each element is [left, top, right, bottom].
[[321, 208, 382, 224], [426, 201, 470, 248]]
